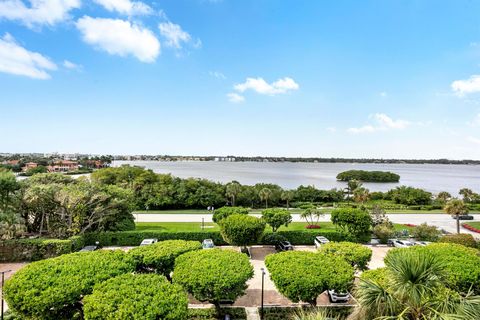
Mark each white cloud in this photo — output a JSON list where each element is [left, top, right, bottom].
[[227, 93, 244, 103], [379, 91, 388, 97], [326, 127, 337, 133], [63, 59, 82, 70], [451, 75, 480, 96], [158, 22, 192, 49], [348, 113, 410, 134], [467, 113, 480, 127], [93, 0, 151, 15], [76, 16, 160, 63], [0, 33, 57, 79], [209, 71, 226, 79], [234, 77, 299, 95], [467, 136, 480, 145], [0, 0, 80, 27]]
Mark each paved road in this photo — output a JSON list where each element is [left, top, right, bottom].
[[135, 213, 480, 239]]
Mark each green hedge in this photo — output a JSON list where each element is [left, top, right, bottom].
[[261, 306, 353, 320], [85, 229, 345, 246], [187, 308, 247, 320], [0, 236, 85, 262]]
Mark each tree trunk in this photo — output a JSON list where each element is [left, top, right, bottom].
[[232, 195, 235, 207], [265, 199, 268, 208], [287, 200, 290, 210], [456, 214, 460, 234]]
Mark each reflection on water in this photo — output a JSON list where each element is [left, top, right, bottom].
[[113, 161, 480, 195]]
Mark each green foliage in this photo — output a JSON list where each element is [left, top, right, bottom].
[[212, 206, 249, 223], [387, 186, 432, 205], [412, 223, 441, 241], [265, 251, 354, 305], [3, 250, 136, 319], [318, 241, 372, 271], [439, 233, 478, 248], [261, 307, 353, 320], [173, 249, 254, 305], [386, 243, 480, 294], [300, 205, 324, 227], [187, 308, 247, 320], [293, 186, 344, 203], [359, 267, 389, 287], [83, 274, 188, 320], [330, 208, 372, 242], [262, 208, 292, 232], [129, 240, 201, 276], [220, 214, 266, 248], [336, 170, 400, 182], [24, 165, 48, 176], [372, 223, 395, 244]]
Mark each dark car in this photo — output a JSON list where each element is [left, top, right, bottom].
[[452, 215, 474, 220], [275, 240, 293, 252]]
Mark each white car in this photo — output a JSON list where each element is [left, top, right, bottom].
[[328, 290, 350, 303], [392, 240, 414, 248], [140, 238, 158, 246], [414, 241, 431, 246], [314, 236, 330, 248], [202, 239, 215, 249]]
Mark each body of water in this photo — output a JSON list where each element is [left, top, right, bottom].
[[113, 161, 480, 195]]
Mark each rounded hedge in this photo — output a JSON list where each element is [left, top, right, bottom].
[[212, 206, 249, 223], [318, 241, 372, 271], [129, 240, 201, 276], [386, 243, 480, 294], [173, 249, 254, 305], [4, 250, 136, 319], [265, 251, 354, 305], [83, 274, 188, 320], [439, 233, 477, 248], [220, 214, 266, 248]]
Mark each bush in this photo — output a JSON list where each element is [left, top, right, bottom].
[[330, 208, 372, 242], [359, 268, 389, 287], [387, 186, 432, 205], [318, 242, 372, 271], [372, 223, 395, 244], [386, 243, 480, 294], [83, 274, 188, 320], [187, 308, 247, 320], [265, 251, 354, 305], [129, 240, 201, 277], [262, 208, 292, 232], [336, 170, 400, 182], [220, 214, 266, 249], [439, 233, 477, 248], [3, 250, 136, 319], [173, 249, 254, 306], [261, 307, 352, 320], [411, 223, 441, 241], [0, 236, 85, 262], [212, 206, 249, 223]]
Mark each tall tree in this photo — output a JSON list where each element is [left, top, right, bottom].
[[353, 187, 370, 204], [459, 188, 475, 203], [346, 179, 362, 200], [444, 198, 468, 234], [280, 190, 294, 209], [225, 181, 241, 206], [259, 187, 272, 208]]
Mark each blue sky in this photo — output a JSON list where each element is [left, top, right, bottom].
[[1, 0, 480, 159]]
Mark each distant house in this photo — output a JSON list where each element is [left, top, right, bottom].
[[22, 162, 38, 172], [47, 160, 79, 172], [84, 160, 109, 169]]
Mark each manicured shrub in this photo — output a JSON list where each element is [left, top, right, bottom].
[[318, 242, 372, 271], [265, 251, 354, 305], [220, 214, 266, 249], [129, 240, 201, 277], [372, 223, 394, 244], [187, 307, 247, 320], [386, 243, 480, 294], [330, 208, 372, 242], [411, 223, 441, 241], [439, 233, 477, 248], [262, 208, 292, 232], [3, 250, 136, 319], [359, 268, 389, 287], [212, 206, 249, 223], [173, 249, 253, 306], [83, 274, 188, 320]]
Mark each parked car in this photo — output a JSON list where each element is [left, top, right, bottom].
[[314, 236, 330, 248], [391, 239, 414, 248], [275, 240, 293, 252], [140, 238, 158, 246], [452, 214, 474, 220], [328, 290, 350, 303], [79, 245, 99, 252], [414, 241, 431, 246], [202, 239, 215, 249]]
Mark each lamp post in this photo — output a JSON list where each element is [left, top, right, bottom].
[[1, 270, 12, 320], [260, 268, 265, 320]]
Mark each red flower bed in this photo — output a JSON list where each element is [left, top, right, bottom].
[[404, 223, 416, 227], [305, 225, 321, 229], [462, 223, 480, 233]]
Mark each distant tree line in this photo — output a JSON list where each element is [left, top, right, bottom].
[[336, 170, 400, 182]]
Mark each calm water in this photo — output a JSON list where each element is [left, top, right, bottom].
[[113, 161, 480, 195]]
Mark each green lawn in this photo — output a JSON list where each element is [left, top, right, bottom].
[[464, 222, 480, 229], [135, 221, 411, 233]]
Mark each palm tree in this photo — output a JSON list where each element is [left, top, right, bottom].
[[225, 181, 241, 206], [258, 188, 272, 208], [293, 308, 328, 320], [444, 198, 468, 234], [346, 179, 362, 200], [353, 249, 480, 319], [353, 187, 370, 204], [300, 206, 324, 227], [436, 191, 451, 204], [459, 188, 474, 203], [281, 190, 294, 210]]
